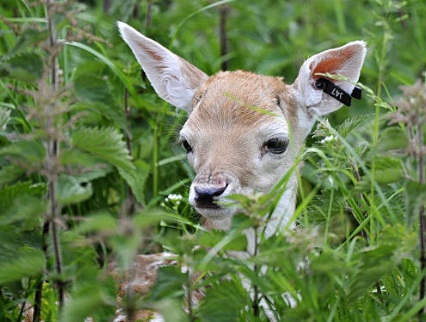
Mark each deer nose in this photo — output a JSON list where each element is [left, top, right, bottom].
[[194, 185, 227, 208]]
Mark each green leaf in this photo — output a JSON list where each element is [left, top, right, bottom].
[[62, 278, 116, 322], [132, 208, 167, 229], [0, 51, 43, 82], [118, 159, 150, 204], [0, 107, 11, 130], [66, 41, 138, 97], [338, 114, 374, 138], [109, 233, 143, 271], [74, 73, 113, 103], [0, 182, 46, 228], [71, 127, 134, 173], [375, 127, 409, 153], [197, 229, 248, 252], [0, 181, 45, 211], [405, 181, 426, 225], [60, 149, 112, 182], [56, 174, 93, 205], [358, 156, 404, 187], [8, 29, 49, 57], [0, 164, 26, 186], [374, 156, 404, 184], [147, 266, 187, 301], [0, 140, 45, 166], [198, 280, 247, 322], [348, 245, 397, 301], [149, 299, 186, 322], [0, 248, 45, 284], [75, 212, 118, 235], [0, 195, 45, 227]]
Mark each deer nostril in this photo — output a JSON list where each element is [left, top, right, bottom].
[[194, 185, 227, 208]]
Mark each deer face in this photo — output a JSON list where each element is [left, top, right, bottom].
[[179, 71, 298, 220], [118, 22, 366, 230]]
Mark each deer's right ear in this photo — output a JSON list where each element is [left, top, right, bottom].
[[118, 22, 208, 113], [293, 41, 367, 117]]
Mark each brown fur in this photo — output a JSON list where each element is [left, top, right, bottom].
[[189, 70, 297, 129]]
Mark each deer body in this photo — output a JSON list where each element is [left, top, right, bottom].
[[118, 22, 366, 247]]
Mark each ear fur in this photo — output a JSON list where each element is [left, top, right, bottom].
[[294, 41, 367, 116], [117, 22, 208, 113]]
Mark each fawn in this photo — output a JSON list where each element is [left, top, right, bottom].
[[118, 22, 366, 252]]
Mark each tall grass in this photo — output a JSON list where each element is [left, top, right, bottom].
[[0, 0, 425, 321]]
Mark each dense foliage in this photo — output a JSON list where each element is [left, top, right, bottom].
[[0, 0, 425, 321]]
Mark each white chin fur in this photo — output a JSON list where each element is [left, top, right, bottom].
[[195, 205, 236, 221]]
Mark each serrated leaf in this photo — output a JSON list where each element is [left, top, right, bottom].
[[118, 159, 150, 204], [0, 164, 26, 186], [56, 174, 93, 205], [0, 181, 45, 210], [0, 51, 43, 82], [374, 156, 404, 184], [9, 29, 49, 56], [0, 140, 45, 166], [62, 277, 116, 322], [0, 248, 45, 284], [60, 149, 112, 182], [359, 156, 404, 187], [151, 299, 186, 322], [71, 127, 134, 173], [147, 266, 187, 301], [197, 229, 248, 252], [338, 114, 374, 138], [198, 280, 247, 322], [348, 245, 396, 301], [0, 182, 45, 228], [0, 195, 45, 227], [375, 127, 409, 153]]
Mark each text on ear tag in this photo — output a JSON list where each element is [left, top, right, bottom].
[[314, 78, 362, 107]]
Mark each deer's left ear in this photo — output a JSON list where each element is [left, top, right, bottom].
[[293, 41, 367, 116], [118, 22, 208, 113]]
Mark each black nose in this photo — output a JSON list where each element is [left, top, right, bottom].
[[194, 185, 227, 208]]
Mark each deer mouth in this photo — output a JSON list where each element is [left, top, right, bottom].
[[194, 203, 236, 221], [195, 201, 221, 210]]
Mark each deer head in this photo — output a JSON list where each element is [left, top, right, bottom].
[[118, 22, 366, 234]]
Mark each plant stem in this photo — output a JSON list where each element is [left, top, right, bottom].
[[252, 228, 260, 317], [33, 220, 50, 322], [418, 124, 425, 318], [46, 0, 64, 309], [124, 88, 136, 216], [419, 204, 425, 315], [186, 270, 194, 322]]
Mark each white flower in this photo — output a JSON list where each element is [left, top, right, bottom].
[[167, 194, 183, 201], [320, 135, 336, 144]]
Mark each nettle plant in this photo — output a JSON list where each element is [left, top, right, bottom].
[[0, 1, 159, 321], [0, 0, 425, 321]]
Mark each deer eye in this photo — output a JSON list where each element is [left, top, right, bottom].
[[265, 137, 289, 154], [181, 139, 193, 153]]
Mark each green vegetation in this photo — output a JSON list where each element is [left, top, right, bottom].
[[0, 0, 425, 321]]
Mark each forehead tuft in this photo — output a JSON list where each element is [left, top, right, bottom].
[[188, 70, 296, 129]]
